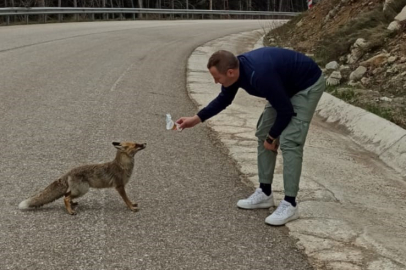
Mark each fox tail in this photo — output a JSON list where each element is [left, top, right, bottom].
[[19, 178, 68, 209]]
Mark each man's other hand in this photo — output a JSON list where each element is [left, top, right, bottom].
[[264, 139, 279, 153]]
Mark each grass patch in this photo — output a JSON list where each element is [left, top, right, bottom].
[[325, 84, 339, 93], [331, 88, 358, 103], [364, 104, 395, 122]]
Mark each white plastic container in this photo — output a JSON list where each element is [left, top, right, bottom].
[[166, 114, 181, 131]]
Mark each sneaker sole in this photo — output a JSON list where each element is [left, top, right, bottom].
[[265, 212, 299, 226], [237, 202, 275, 209]]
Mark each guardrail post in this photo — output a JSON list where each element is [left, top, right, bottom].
[[25, 15, 28, 24], [6, 16, 10, 25]]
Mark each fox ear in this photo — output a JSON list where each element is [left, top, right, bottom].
[[112, 142, 122, 149]]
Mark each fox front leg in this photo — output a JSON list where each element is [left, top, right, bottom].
[[64, 192, 76, 215], [115, 186, 138, 212]]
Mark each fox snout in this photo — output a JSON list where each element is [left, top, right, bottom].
[[139, 143, 147, 149]]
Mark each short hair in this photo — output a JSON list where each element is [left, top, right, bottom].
[[207, 50, 239, 74]]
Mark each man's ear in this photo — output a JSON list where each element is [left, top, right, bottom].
[[227, 68, 236, 77]]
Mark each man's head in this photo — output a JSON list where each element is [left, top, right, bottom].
[[207, 50, 240, 87]]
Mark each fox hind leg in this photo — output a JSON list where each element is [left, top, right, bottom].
[[64, 180, 89, 215]]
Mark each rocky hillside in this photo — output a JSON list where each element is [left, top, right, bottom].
[[265, 0, 406, 129]]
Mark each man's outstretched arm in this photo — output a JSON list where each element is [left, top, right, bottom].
[[176, 85, 238, 130]]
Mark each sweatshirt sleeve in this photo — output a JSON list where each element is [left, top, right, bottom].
[[256, 74, 295, 138], [197, 85, 238, 122]]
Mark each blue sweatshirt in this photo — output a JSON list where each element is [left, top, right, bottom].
[[197, 47, 322, 139]]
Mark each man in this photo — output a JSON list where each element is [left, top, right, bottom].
[[176, 47, 325, 226]]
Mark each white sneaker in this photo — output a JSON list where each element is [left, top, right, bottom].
[[237, 188, 275, 209], [265, 200, 299, 226]]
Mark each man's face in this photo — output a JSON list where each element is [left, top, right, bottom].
[[209, 66, 239, 88]]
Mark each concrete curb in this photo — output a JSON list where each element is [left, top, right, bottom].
[[317, 93, 406, 177]]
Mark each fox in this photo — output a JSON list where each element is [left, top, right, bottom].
[[18, 141, 146, 215]]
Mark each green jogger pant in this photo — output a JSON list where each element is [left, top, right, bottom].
[[255, 75, 326, 197]]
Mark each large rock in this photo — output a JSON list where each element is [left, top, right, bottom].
[[388, 5, 406, 31], [395, 5, 406, 21], [354, 38, 369, 50], [350, 66, 367, 81], [326, 61, 340, 70], [347, 38, 369, 64], [327, 71, 342, 86], [388, 21, 401, 31]]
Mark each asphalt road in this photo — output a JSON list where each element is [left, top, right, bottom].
[[0, 21, 313, 269]]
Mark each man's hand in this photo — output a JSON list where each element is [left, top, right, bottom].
[[264, 137, 279, 153], [176, 115, 202, 130]]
